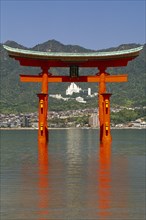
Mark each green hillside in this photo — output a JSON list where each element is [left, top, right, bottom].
[[0, 40, 146, 113]]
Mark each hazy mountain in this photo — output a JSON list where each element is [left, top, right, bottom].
[[0, 40, 145, 113], [32, 39, 94, 52]]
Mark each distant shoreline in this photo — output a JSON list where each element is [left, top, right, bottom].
[[0, 127, 145, 131]]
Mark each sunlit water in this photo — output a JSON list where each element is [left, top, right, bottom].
[[0, 129, 145, 220]]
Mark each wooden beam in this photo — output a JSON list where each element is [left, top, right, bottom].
[[20, 74, 128, 83], [105, 74, 128, 82], [20, 75, 42, 82]]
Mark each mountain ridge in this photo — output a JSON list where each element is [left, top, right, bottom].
[[3, 39, 143, 52]]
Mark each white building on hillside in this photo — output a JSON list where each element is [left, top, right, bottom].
[[66, 83, 82, 95], [76, 96, 86, 103], [88, 88, 91, 96], [50, 94, 69, 101]]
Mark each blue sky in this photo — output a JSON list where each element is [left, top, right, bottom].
[[1, 0, 145, 50]]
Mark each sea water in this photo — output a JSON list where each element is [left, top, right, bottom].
[[0, 129, 145, 219]]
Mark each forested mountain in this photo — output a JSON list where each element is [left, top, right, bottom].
[[0, 40, 145, 113]]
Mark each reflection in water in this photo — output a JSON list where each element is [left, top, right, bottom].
[[65, 129, 85, 218], [38, 142, 49, 220], [111, 154, 129, 219], [1, 130, 142, 219], [98, 142, 112, 219], [66, 129, 82, 165], [36, 132, 129, 219]]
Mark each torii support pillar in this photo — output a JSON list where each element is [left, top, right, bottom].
[[37, 93, 48, 145], [38, 67, 49, 145], [101, 93, 112, 143]]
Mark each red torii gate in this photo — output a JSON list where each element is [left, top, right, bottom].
[[4, 45, 143, 146]]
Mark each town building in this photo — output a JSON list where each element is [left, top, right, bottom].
[[89, 113, 99, 128]]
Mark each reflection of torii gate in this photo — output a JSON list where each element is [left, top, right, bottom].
[[4, 45, 143, 145]]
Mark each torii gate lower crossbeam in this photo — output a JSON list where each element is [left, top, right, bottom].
[[20, 73, 128, 144]]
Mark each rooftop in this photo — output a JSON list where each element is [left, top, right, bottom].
[[3, 45, 143, 68]]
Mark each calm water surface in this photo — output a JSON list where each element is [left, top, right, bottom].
[[0, 129, 146, 220]]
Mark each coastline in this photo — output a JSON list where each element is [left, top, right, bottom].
[[0, 127, 146, 131]]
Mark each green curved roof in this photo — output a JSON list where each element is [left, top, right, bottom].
[[3, 45, 143, 60]]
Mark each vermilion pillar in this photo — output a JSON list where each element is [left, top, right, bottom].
[[37, 93, 48, 145], [98, 67, 107, 142], [41, 67, 49, 120], [37, 67, 49, 145], [101, 93, 112, 143]]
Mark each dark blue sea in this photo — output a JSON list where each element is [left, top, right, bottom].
[[0, 129, 145, 219]]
